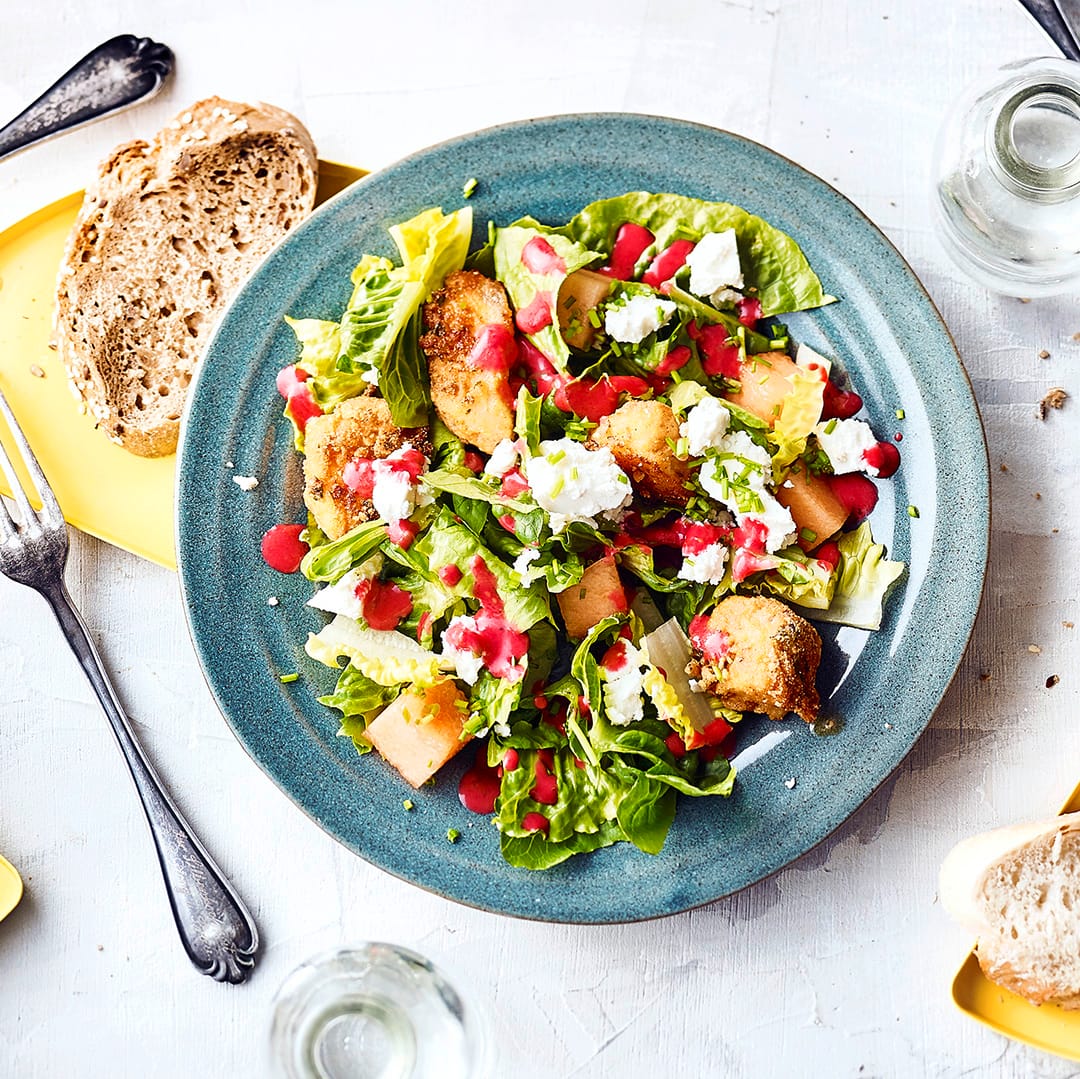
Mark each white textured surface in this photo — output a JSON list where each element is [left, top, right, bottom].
[[2, 2, 1079, 1076]]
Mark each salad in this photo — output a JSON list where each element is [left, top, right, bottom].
[[265, 192, 905, 870]]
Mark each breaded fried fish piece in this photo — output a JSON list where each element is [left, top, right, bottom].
[[420, 269, 515, 453], [591, 400, 691, 505], [688, 595, 821, 722], [303, 396, 430, 540]]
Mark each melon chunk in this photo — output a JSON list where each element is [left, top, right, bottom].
[[557, 558, 628, 639], [776, 466, 848, 551], [725, 351, 799, 426], [557, 269, 612, 351], [366, 680, 471, 788]]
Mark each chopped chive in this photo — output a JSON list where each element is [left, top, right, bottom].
[[823, 418, 838, 435], [447, 828, 460, 843], [587, 309, 602, 328], [799, 527, 817, 542], [610, 341, 623, 357], [547, 449, 566, 464], [462, 177, 478, 198], [895, 408, 905, 420], [402, 799, 415, 811], [549, 475, 565, 497], [908, 504, 920, 518], [279, 672, 300, 684]]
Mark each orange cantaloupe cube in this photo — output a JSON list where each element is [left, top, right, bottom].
[[366, 680, 471, 789], [776, 466, 848, 551], [557, 558, 628, 639], [724, 351, 799, 426]]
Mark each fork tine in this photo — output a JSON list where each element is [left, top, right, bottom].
[[0, 388, 63, 525]]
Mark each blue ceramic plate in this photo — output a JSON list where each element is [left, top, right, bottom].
[[177, 114, 988, 923]]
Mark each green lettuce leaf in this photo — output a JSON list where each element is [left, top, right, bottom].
[[493, 225, 600, 369], [552, 192, 835, 316], [338, 207, 472, 426], [795, 521, 905, 631], [412, 508, 550, 631], [300, 521, 388, 583], [286, 316, 372, 413]]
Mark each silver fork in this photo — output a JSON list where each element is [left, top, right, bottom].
[[0, 389, 258, 984]]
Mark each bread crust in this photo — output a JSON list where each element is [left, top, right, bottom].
[[54, 97, 318, 457]]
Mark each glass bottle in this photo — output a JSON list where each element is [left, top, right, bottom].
[[932, 57, 1080, 295], [268, 944, 489, 1079]]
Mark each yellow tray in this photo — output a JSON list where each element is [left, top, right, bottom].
[[0, 853, 22, 922], [951, 780, 1080, 1060], [0, 160, 366, 569]]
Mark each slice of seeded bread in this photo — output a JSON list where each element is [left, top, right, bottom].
[[54, 97, 318, 457], [940, 813, 1080, 1008]]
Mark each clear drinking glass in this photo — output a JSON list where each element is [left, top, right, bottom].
[[269, 944, 488, 1079], [932, 56, 1080, 295]]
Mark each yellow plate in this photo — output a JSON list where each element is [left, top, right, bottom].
[[951, 781, 1080, 1060], [0, 853, 22, 922], [0, 160, 366, 570]]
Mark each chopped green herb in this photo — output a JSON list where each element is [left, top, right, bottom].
[[587, 309, 602, 329], [402, 799, 415, 811], [908, 504, 920, 518], [462, 177, 478, 199], [279, 672, 300, 684], [895, 408, 905, 420], [447, 828, 461, 843], [823, 418, 838, 435], [799, 527, 817, 542]]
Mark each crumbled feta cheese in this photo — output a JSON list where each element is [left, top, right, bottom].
[[740, 492, 798, 553], [484, 438, 520, 477], [697, 431, 795, 552], [679, 395, 730, 457], [441, 617, 484, 685], [697, 431, 772, 502], [602, 642, 648, 726], [267, 596, 279, 607], [813, 418, 878, 475], [686, 230, 744, 303], [307, 568, 364, 620], [604, 294, 676, 344], [525, 439, 632, 533], [371, 444, 431, 523], [512, 546, 541, 581], [785, 777, 797, 790], [678, 541, 729, 584], [232, 475, 259, 491], [372, 469, 415, 523]]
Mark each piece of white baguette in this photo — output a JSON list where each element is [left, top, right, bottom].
[[939, 812, 1080, 1009], [54, 97, 318, 457]]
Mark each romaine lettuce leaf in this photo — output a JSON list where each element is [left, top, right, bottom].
[[286, 316, 372, 411], [493, 226, 600, 369], [795, 521, 905, 630], [300, 520, 388, 583], [551, 192, 835, 316], [305, 614, 447, 686], [338, 207, 472, 426]]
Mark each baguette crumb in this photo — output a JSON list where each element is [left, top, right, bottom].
[[232, 475, 259, 491], [29, 364, 45, 378]]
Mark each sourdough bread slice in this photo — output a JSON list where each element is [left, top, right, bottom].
[[940, 813, 1080, 1008], [54, 97, 318, 456]]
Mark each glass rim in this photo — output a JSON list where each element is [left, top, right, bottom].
[[990, 77, 1080, 200]]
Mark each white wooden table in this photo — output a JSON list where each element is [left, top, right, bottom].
[[2, 2, 1079, 1075]]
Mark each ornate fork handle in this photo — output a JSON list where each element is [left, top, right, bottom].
[[40, 578, 258, 984], [0, 35, 173, 162]]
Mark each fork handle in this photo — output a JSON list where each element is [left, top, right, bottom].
[[41, 581, 258, 984]]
